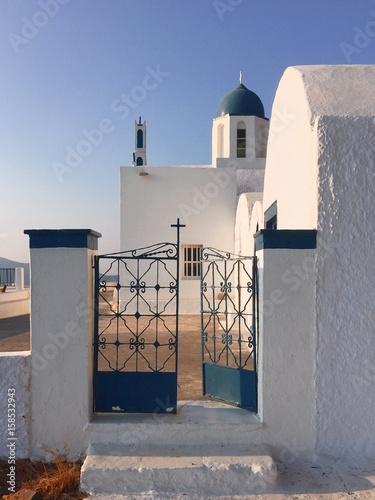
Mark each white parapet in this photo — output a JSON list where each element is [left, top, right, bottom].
[[0, 289, 30, 319], [0, 352, 31, 459]]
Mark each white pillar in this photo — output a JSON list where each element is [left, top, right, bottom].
[[15, 267, 24, 290], [255, 229, 317, 460], [24, 229, 101, 459]]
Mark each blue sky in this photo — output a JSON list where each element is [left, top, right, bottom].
[[1, 0, 374, 261]]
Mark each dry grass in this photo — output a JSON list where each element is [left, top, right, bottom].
[[1, 450, 86, 500]]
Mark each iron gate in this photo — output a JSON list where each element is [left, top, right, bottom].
[[200, 248, 258, 411], [93, 220, 184, 413]]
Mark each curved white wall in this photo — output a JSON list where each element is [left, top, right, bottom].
[[249, 200, 263, 237], [235, 193, 262, 256], [263, 64, 375, 458], [264, 65, 375, 231], [263, 67, 318, 229]]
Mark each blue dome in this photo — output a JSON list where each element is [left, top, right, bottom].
[[216, 83, 265, 118]]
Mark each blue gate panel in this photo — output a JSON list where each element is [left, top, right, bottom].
[[200, 248, 258, 412], [94, 220, 185, 414], [94, 371, 177, 413], [203, 363, 257, 411]]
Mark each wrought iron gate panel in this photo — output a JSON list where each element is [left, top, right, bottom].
[[94, 221, 184, 414], [200, 248, 258, 411]]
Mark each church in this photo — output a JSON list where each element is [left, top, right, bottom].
[[6, 66, 375, 495], [120, 74, 268, 312]]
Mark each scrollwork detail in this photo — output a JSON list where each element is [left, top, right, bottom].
[[129, 280, 146, 294]]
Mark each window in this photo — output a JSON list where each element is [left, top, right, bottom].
[[237, 122, 246, 158], [136, 156, 143, 166], [265, 201, 277, 229], [217, 124, 224, 158], [182, 245, 202, 279], [266, 216, 277, 229], [137, 129, 143, 148]]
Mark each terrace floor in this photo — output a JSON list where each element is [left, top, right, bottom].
[[0, 313, 30, 352]]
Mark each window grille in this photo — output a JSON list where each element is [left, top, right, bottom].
[[182, 245, 202, 279]]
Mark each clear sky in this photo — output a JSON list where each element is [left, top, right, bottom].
[[1, 0, 374, 262]]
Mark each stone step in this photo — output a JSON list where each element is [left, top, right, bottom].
[[80, 443, 277, 497], [84, 400, 263, 447]]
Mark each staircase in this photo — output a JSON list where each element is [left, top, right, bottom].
[[80, 400, 277, 497]]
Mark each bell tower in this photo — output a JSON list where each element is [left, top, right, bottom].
[[212, 73, 268, 170], [132, 116, 147, 167]]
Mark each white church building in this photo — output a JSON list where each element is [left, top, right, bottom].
[[2, 64, 375, 496], [120, 75, 268, 312]]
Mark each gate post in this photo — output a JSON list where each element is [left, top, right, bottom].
[[254, 229, 317, 459], [24, 229, 101, 459]]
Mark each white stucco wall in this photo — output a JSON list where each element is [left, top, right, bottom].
[[120, 166, 236, 313], [249, 201, 263, 237], [256, 244, 317, 460], [29, 246, 95, 459], [263, 67, 318, 228], [0, 353, 31, 458], [262, 65, 375, 458], [315, 114, 375, 457], [235, 168, 264, 196], [235, 193, 262, 256]]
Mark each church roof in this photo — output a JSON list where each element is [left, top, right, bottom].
[[216, 83, 265, 118]]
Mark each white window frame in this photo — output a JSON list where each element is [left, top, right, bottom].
[[182, 244, 203, 280]]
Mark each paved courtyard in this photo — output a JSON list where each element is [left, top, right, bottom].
[[0, 314, 30, 351]]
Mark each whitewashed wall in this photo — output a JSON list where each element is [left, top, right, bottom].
[[235, 193, 262, 256], [0, 353, 31, 458], [262, 65, 375, 458], [249, 201, 263, 237], [24, 229, 100, 460], [28, 246, 95, 459], [256, 236, 317, 461], [120, 166, 237, 313], [315, 114, 375, 457], [263, 67, 318, 228]]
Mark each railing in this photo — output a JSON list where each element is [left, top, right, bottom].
[[0, 268, 16, 286]]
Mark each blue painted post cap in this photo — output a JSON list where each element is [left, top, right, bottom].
[[24, 229, 102, 250]]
